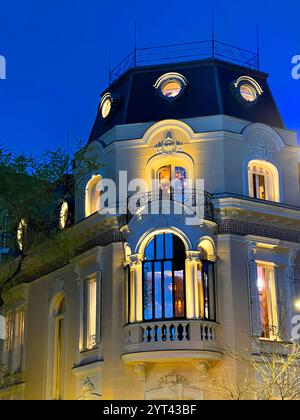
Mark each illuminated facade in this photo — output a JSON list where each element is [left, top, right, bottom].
[[1, 53, 300, 400]]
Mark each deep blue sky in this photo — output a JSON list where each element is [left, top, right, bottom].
[[0, 0, 300, 154]]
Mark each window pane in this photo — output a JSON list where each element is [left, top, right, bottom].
[[156, 234, 164, 260], [197, 264, 204, 319], [165, 233, 173, 259], [143, 262, 153, 320], [164, 261, 173, 318], [154, 262, 162, 319], [145, 237, 155, 261], [257, 265, 278, 339], [174, 270, 185, 318], [158, 166, 171, 192], [87, 279, 97, 349], [175, 167, 187, 188], [203, 262, 209, 319], [208, 263, 216, 321]]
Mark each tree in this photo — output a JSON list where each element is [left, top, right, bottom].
[[0, 143, 102, 290], [208, 343, 300, 400]]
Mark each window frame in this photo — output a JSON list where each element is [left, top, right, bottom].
[[142, 233, 187, 322], [81, 274, 101, 352], [256, 262, 279, 341]]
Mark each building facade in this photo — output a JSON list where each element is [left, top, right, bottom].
[[1, 47, 300, 400]]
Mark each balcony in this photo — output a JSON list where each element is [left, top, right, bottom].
[[122, 319, 222, 365], [124, 189, 214, 224]]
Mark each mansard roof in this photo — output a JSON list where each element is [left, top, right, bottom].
[[88, 58, 284, 144]]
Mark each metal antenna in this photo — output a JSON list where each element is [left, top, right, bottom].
[[256, 25, 260, 69], [108, 48, 111, 85], [134, 21, 137, 66], [212, 10, 215, 58]]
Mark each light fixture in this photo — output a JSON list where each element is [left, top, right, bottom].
[[154, 131, 183, 155], [17, 218, 27, 251], [59, 201, 69, 230], [295, 300, 300, 311]]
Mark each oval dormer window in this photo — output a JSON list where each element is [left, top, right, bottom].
[[240, 83, 257, 102], [154, 73, 188, 102], [232, 76, 263, 106], [100, 93, 112, 119]]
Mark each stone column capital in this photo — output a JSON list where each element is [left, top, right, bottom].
[[186, 250, 202, 262], [129, 253, 143, 267], [247, 241, 257, 262]]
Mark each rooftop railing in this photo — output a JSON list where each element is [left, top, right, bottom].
[[109, 39, 259, 85]]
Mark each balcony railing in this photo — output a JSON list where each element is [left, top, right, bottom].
[[123, 319, 222, 363], [125, 189, 214, 223], [109, 39, 259, 84]]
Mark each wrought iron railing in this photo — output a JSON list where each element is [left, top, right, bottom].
[[125, 189, 214, 223], [109, 39, 259, 84]]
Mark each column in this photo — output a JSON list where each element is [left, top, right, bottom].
[[247, 242, 261, 337], [284, 250, 299, 339], [129, 254, 143, 323], [185, 251, 202, 319]]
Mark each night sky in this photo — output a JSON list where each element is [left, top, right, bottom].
[[0, 0, 299, 155]]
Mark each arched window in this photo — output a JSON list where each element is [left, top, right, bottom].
[[52, 297, 66, 400], [248, 160, 279, 202], [142, 233, 186, 321], [85, 175, 102, 217]]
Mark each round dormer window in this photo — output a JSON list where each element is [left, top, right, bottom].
[[231, 76, 263, 106], [154, 73, 188, 102], [101, 95, 112, 118], [161, 80, 182, 98], [240, 83, 257, 103]]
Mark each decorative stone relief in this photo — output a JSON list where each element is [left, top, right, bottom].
[[144, 370, 202, 400], [158, 371, 189, 399], [134, 363, 146, 382], [193, 361, 209, 382], [77, 377, 101, 400], [248, 143, 272, 160]]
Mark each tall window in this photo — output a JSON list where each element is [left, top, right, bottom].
[[248, 161, 279, 202], [143, 233, 186, 321], [53, 298, 65, 400], [4, 310, 25, 373], [197, 260, 216, 321], [257, 264, 279, 340], [158, 166, 187, 192], [82, 277, 98, 350], [85, 175, 102, 217]]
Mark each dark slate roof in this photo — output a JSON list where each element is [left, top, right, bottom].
[[88, 58, 285, 144]]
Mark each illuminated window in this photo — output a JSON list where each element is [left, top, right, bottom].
[[248, 160, 279, 202], [59, 201, 69, 230], [17, 219, 27, 251], [257, 264, 278, 340], [232, 76, 263, 105], [85, 175, 102, 217], [4, 310, 25, 373], [161, 80, 182, 98], [80, 276, 99, 352], [240, 84, 257, 102], [197, 261, 216, 321], [53, 297, 65, 400], [154, 73, 188, 102], [142, 233, 186, 321], [100, 93, 113, 119], [157, 165, 187, 201], [87, 278, 97, 349]]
